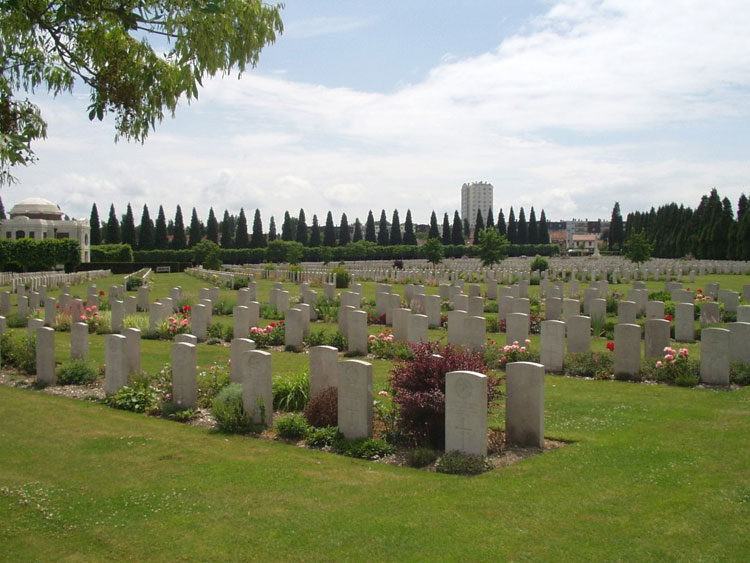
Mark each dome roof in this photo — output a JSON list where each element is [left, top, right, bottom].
[[10, 197, 63, 220]]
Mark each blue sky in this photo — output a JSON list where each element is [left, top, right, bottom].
[[6, 0, 750, 228]]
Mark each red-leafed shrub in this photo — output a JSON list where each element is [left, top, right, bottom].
[[389, 342, 502, 448], [303, 386, 338, 428]]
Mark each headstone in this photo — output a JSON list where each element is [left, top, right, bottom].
[[445, 371, 487, 456], [18, 295, 28, 318], [513, 298, 531, 316], [137, 286, 150, 311], [104, 334, 128, 395], [700, 328, 730, 385], [171, 342, 197, 408], [346, 310, 368, 355], [123, 327, 141, 378], [447, 310, 467, 347], [541, 320, 565, 372], [614, 324, 641, 378], [506, 313, 529, 346], [230, 338, 256, 383], [700, 301, 721, 324], [392, 308, 411, 342], [407, 313, 429, 344], [70, 322, 88, 361], [233, 306, 250, 339], [425, 295, 442, 328], [242, 350, 273, 426], [675, 303, 695, 342], [338, 304, 355, 338], [1, 292, 10, 315], [35, 327, 56, 386], [545, 297, 562, 321], [718, 289, 739, 314], [464, 316, 486, 352], [645, 319, 670, 359], [453, 294, 469, 313], [28, 317, 44, 338], [337, 360, 373, 439], [237, 287, 251, 307], [738, 305, 750, 323], [646, 300, 665, 320], [562, 299, 580, 320], [124, 296, 137, 316], [175, 334, 197, 345], [468, 296, 484, 317], [506, 362, 545, 448], [191, 303, 209, 341], [44, 296, 57, 327], [728, 322, 750, 364], [498, 295, 514, 322], [309, 346, 339, 397], [590, 298, 607, 325], [567, 316, 591, 354], [111, 300, 124, 333], [618, 301, 637, 325]]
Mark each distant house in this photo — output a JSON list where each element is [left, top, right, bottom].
[[548, 230, 568, 251], [572, 233, 598, 253]]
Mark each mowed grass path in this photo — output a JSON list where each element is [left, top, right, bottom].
[[2, 271, 750, 560], [1, 379, 748, 560]]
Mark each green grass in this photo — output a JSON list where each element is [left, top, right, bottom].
[[2, 271, 750, 559], [1, 378, 748, 560]]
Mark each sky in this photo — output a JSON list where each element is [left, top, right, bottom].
[[6, 0, 750, 228]]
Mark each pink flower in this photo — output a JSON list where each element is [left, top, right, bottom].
[[655, 361, 663, 368], [679, 348, 689, 357], [378, 390, 389, 398], [520, 347, 527, 353], [524, 339, 531, 345], [512, 341, 519, 346], [85, 307, 91, 313], [665, 354, 674, 362], [93, 322, 99, 328], [79, 315, 86, 321], [500, 356, 507, 363], [369, 335, 376, 342], [91, 305, 97, 311]]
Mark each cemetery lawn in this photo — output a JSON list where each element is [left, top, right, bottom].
[[2, 379, 748, 560]]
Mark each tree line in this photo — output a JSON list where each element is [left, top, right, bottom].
[[86, 203, 551, 250], [607, 188, 750, 260]]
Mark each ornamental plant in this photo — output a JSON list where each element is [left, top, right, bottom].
[[653, 346, 700, 387], [367, 329, 412, 360], [491, 339, 540, 371], [249, 321, 285, 348], [389, 341, 502, 448], [153, 312, 191, 340]]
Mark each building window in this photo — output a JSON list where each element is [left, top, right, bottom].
[[43, 232, 48, 239], [28, 232, 35, 239], [15, 230, 25, 239], [6, 232, 10, 239]]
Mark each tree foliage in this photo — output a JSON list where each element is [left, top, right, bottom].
[[422, 237, 444, 265], [121, 203, 137, 248], [234, 208, 248, 248], [105, 204, 120, 244], [154, 205, 168, 249], [206, 207, 219, 244], [171, 205, 186, 249], [323, 211, 336, 247], [624, 230, 653, 264], [403, 209, 416, 245], [428, 211, 440, 240], [250, 208, 265, 248], [138, 204, 154, 250], [89, 203, 101, 245], [476, 228, 509, 267], [1, 1, 283, 185]]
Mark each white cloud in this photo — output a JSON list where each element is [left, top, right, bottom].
[[8, 0, 750, 227]]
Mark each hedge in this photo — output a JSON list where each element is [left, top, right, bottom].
[[90, 244, 134, 262], [0, 238, 80, 272]]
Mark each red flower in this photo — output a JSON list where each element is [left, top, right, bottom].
[[697, 288, 703, 293], [269, 322, 276, 328], [606, 342, 614, 352], [665, 314, 673, 322], [99, 290, 105, 296]]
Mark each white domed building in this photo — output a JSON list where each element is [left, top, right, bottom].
[[3, 198, 90, 262]]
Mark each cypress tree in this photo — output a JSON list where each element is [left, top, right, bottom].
[[377, 210, 389, 246], [528, 207, 538, 244], [281, 211, 293, 241], [390, 210, 402, 245], [538, 209, 549, 244], [89, 204, 101, 245], [167, 219, 174, 236], [323, 212, 336, 246], [339, 213, 351, 246], [365, 210, 377, 242], [442, 213, 451, 245], [188, 208, 201, 247], [428, 211, 440, 239], [138, 204, 155, 250], [507, 207, 517, 243], [609, 202, 624, 251], [121, 203, 137, 248], [352, 218, 363, 242], [155, 206, 169, 249], [206, 208, 219, 244], [268, 216, 277, 242], [473, 209, 484, 245], [172, 205, 187, 249], [234, 208, 249, 248], [403, 210, 417, 245], [451, 211, 465, 245], [497, 209, 506, 236], [295, 209, 308, 246], [220, 210, 233, 249], [309, 215, 321, 247], [106, 204, 121, 244], [463, 218, 470, 239], [250, 209, 266, 248], [517, 207, 527, 244], [738, 194, 749, 222], [486, 207, 494, 229]]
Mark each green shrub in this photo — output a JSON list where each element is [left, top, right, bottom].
[[197, 362, 231, 408], [212, 299, 235, 316], [211, 383, 254, 433], [56, 359, 98, 385], [565, 351, 613, 379], [123, 314, 149, 332], [303, 386, 338, 428], [435, 451, 492, 475], [407, 447, 439, 468], [275, 413, 310, 440], [530, 255, 549, 272], [326, 331, 347, 351], [0, 332, 36, 374], [273, 371, 310, 412], [333, 267, 350, 288], [90, 244, 134, 263], [207, 322, 233, 342], [5, 314, 29, 328], [333, 437, 394, 460], [161, 401, 196, 422], [104, 377, 160, 413], [306, 426, 341, 448], [730, 361, 750, 386]]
